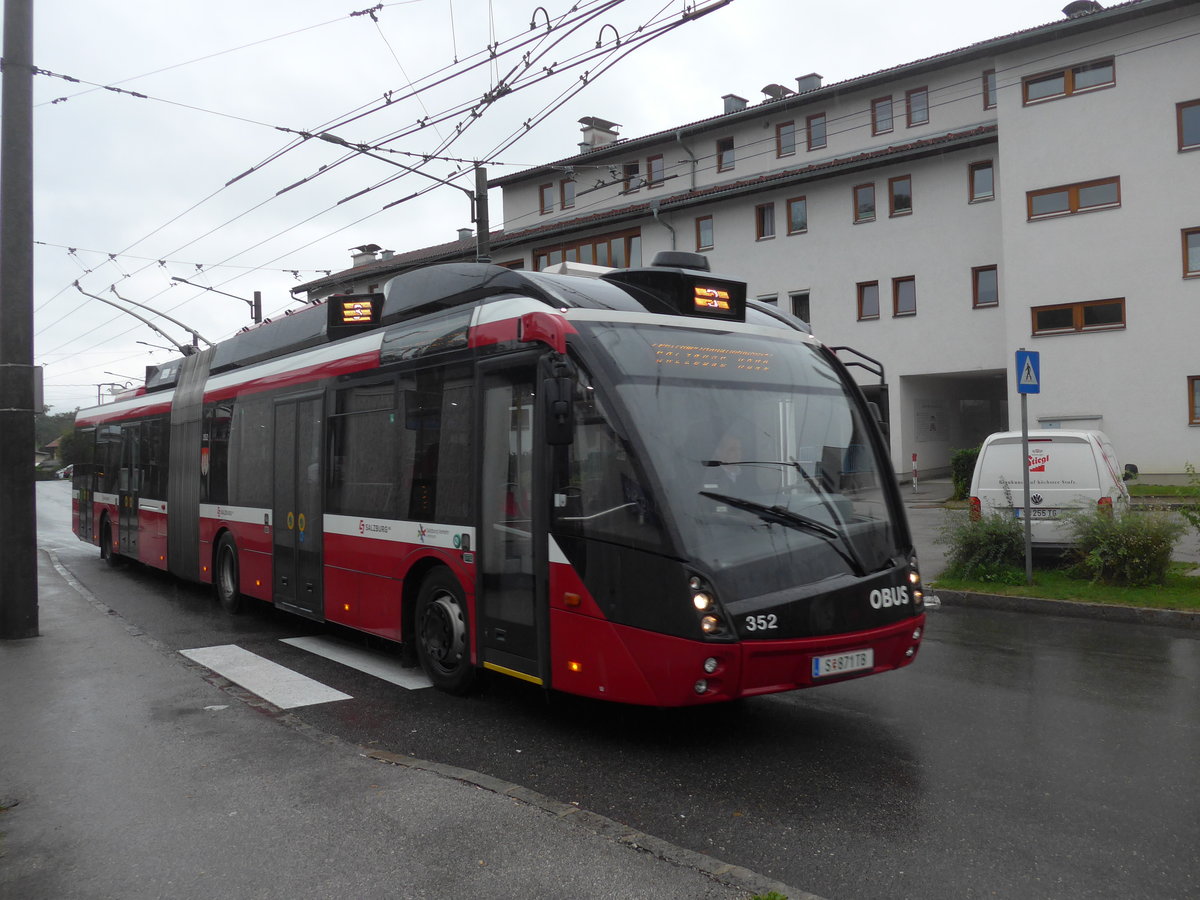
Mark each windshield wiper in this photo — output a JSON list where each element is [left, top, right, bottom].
[[699, 490, 866, 577]]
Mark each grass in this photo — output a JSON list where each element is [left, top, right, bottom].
[[1128, 483, 1200, 498], [931, 562, 1200, 611]]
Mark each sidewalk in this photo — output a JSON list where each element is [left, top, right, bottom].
[[0, 553, 800, 900]]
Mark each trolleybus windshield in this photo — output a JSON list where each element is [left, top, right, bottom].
[[569, 321, 901, 587]]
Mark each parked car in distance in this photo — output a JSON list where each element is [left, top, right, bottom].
[[55, 464, 73, 479], [969, 430, 1134, 548]]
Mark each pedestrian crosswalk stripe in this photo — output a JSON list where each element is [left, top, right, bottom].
[[281, 636, 431, 690], [180, 644, 352, 709]]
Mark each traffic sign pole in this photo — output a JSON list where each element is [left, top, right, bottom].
[[1015, 348, 1041, 585]]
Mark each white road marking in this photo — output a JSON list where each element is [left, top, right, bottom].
[[281, 636, 432, 691], [180, 644, 352, 709]]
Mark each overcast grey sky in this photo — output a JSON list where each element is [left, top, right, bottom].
[[21, 0, 1063, 412]]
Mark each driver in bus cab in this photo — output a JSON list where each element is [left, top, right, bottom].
[[703, 429, 747, 494]]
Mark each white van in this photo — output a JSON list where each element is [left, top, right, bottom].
[[968, 430, 1133, 548]]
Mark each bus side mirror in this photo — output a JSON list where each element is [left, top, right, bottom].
[[543, 376, 575, 446]]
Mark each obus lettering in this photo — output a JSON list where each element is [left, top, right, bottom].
[[869, 585, 909, 609]]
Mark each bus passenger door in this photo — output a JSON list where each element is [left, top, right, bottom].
[[117, 423, 140, 558], [273, 394, 324, 620], [477, 365, 546, 686]]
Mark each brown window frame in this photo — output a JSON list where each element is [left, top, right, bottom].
[[889, 175, 913, 217], [716, 136, 735, 172], [559, 178, 576, 210], [893, 276, 916, 317], [1022, 58, 1115, 105], [1178, 99, 1200, 152], [1183, 227, 1200, 278], [857, 281, 880, 321], [1190, 376, 1200, 425], [695, 215, 714, 251], [982, 69, 997, 110], [786, 196, 807, 235], [1030, 298, 1125, 335], [622, 162, 640, 194], [646, 154, 665, 188], [755, 202, 776, 241], [972, 265, 999, 308], [906, 87, 929, 126], [1027, 177, 1120, 221], [871, 96, 894, 135], [853, 183, 876, 223], [806, 112, 827, 150], [533, 227, 641, 271], [538, 183, 554, 215], [969, 160, 994, 203], [776, 121, 796, 157]]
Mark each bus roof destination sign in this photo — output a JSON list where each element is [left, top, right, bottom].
[[328, 292, 384, 337]]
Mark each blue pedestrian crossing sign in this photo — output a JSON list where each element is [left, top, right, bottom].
[[1016, 350, 1040, 394]]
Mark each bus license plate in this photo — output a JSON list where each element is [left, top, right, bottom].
[[1014, 508, 1059, 519], [812, 648, 874, 679]]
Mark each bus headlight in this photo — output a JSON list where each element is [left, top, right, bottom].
[[692, 592, 713, 611], [700, 615, 722, 634]]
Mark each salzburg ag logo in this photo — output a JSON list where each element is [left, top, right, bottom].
[[417, 524, 428, 543], [359, 520, 365, 534]]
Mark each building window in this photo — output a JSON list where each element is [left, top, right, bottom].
[[647, 154, 664, 188], [1031, 298, 1125, 335], [539, 183, 554, 215], [983, 69, 997, 109], [622, 162, 640, 193], [786, 196, 807, 234], [807, 113, 827, 150], [534, 228, 641, 271], [872, 96, 893, 135], [1178, 99, 1200, 152], [854, 183, 875, 223], [1183, 228, 1200, 277], [889, 175, 912, 216], [560, 178, 576, 210], [1022, 58, 1115, 104], [973, 265, 999, 307], [755, 203, 776, 240], [969, 161, 994, 202], [1190, 376, 1200, 425], [893, 276, 916, 317], [696, 215, 714, 251], [716, 137, 735, 172], [857, 281, 880, 320], [906, 87, 929, 126], [790, 291, 810, 323], [776, 121, 796, 157], [1027, 177, 1120, 220]]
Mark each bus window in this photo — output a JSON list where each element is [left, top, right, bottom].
[[551, 370, 663, 550], [229, 396, 273, 509], [202, 402, 233, 504], [140, 417, 169, 500], [400, 367, 474, 525], [95, 424, 122, 495], [328, 382, 398, 519]]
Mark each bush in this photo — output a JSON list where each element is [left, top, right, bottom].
[[1180, 462, 1200, 539], [949, 446, 981, 501], [1064, 507, 1183, 587], [937, 510, 1025, 582]]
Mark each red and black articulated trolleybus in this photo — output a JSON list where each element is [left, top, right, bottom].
[[72, 252, 926, 706]]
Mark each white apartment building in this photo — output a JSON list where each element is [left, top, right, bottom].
[[296, 0, 1200, 476]]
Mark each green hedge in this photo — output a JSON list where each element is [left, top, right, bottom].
[[949, 446, 981, 501]]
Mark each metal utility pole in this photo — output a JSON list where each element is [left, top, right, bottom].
[[0, 0, 38, 639]]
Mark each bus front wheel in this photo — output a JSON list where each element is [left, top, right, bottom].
[[214, 534, 243, 614], [414, 569, 477, 695]]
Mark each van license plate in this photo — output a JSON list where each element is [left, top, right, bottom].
[[1014, 508, 1060, 519], [812, 649, 874, 679]]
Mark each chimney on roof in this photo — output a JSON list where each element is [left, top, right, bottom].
[[761, 83, 795, 102], [795, 73, 823, 93], [457, 228, 474, 241], [380, 249, 394, 260], [1062, 1, 1103, 17], [349, 243, 381, 267], [578, 116, 620, 151], [722, 94, 748, 114]]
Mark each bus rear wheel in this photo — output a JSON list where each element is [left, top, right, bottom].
[[414, 569, 477, 695], [100, 518, 121, 568], [214, 534, 243, 614]]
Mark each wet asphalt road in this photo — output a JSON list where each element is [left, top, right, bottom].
[[36, 482, 1200, 900]]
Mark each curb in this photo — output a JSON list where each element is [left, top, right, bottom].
[[933, 589, 1200, 629]]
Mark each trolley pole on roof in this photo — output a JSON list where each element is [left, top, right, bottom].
[[0, 0, 39, 639]]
